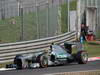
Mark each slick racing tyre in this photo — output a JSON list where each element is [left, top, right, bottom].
[[76, 51, 88, 64], [14, 55, 22, 69], [38, 54, 48, 68]]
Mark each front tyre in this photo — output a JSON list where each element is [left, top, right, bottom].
[[38, 54, 48, 68], [77, 51, 88, 64]]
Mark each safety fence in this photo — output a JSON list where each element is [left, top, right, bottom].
[[0, 31, 76, 63], [0, 0, 68, 42]]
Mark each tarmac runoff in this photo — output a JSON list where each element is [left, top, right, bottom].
[[44, 70, 100, 75]]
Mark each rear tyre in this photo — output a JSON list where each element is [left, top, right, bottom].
[[76, 51, 88, 64], [14, 55, 22, 69]]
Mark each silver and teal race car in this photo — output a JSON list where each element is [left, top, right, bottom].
[[6, 42, 88, 69]]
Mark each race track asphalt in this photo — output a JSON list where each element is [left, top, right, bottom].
[[0, 60, 100, 75]]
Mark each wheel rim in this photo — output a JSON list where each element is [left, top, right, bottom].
[[42, 57, 48, 65], [41, 55, 48, 67], [81, 52, 88, 62]]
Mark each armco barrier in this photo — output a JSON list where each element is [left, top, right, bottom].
[[0, 31, 76, 63]]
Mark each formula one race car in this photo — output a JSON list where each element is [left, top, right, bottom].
[[6, 42, 88, 69]]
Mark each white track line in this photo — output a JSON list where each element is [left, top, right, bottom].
[[0, 68, 16, 71]]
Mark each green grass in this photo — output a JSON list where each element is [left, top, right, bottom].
[[0, 12, 38, 43], [0, 10, 51, 43], [84, 42, 100, 57], [0, 5, 60, 43], [73, 42, 100, 57], [61, 3, 68, 33], [0, 62, 13, 68], [0, 0, 77, 42], [96, 31, 100, 39], [60, 0, 77, 33], [70, 0, 77, 10]]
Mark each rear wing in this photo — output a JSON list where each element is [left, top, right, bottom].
[[64, 42, 84, 53]]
